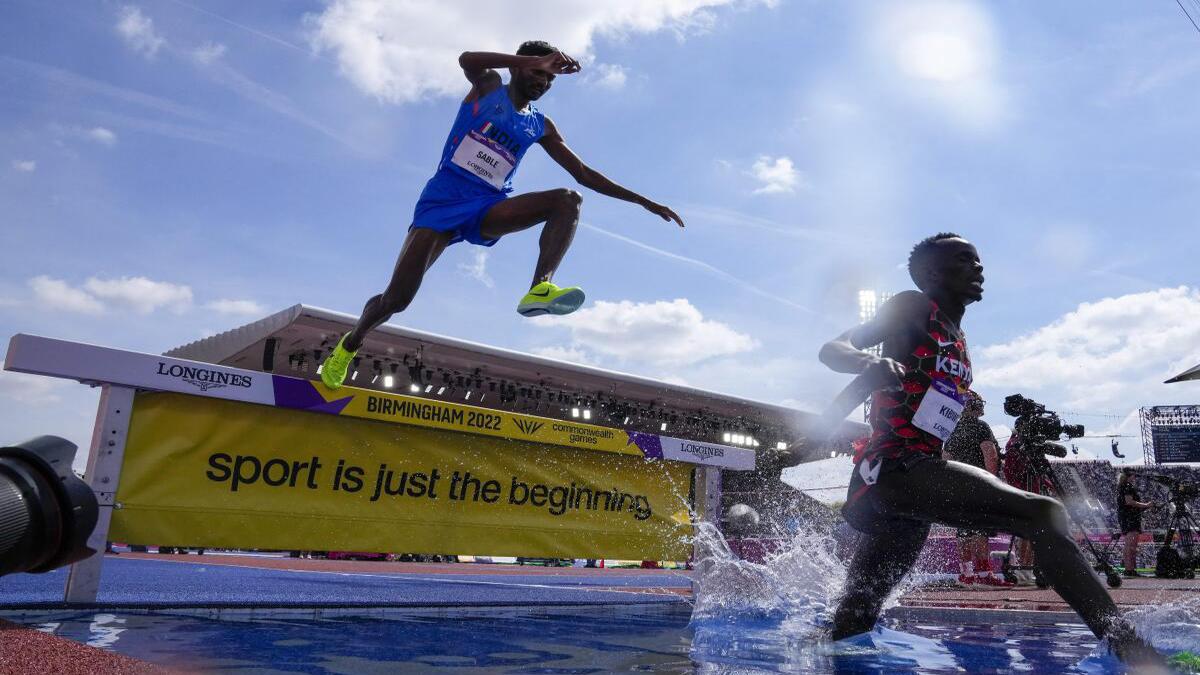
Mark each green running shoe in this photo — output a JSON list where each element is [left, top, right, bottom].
[[319, 333, 357, 389], [1170, 651, 1200, 673], [517, 281, 585, 317]]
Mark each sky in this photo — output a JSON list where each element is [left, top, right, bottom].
[[2, 0, 1200, 473]]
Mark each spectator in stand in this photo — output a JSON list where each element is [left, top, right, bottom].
[[942, 391, 1010, 586], [1117, 467, 1155, 578]]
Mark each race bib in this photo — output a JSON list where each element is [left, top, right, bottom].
[[450, 130, 515, 190], [911, 378, 965, 442]]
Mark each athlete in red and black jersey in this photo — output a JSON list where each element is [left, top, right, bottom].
[[819, 233, 1161, 667]]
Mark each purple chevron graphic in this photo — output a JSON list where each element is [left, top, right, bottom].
[[625, 430, 664, 459], [272, 376, 354, 415]]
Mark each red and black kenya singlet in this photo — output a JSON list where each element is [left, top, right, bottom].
[[856, 299, 974, 462]]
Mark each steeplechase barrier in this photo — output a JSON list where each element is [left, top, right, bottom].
[[4, 333, 754, 603]]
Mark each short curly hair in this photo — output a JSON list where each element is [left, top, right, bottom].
[[908, 232, 963, 291], [516, 40, 557, 57]]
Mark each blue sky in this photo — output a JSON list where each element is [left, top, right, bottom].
[[2, 0, 1199, 469]]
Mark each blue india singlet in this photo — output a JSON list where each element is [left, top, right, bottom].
[[432, 85, 546, 194]]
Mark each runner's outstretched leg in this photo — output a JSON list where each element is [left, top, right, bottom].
[[831, 522, 930, 640], [344, 228, 452, 352], [870, 460, 1164, 665]]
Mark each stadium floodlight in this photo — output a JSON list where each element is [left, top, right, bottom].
[[383, 374, 395, 388], [661, 422, 668, 432], [409, 384, 420, 393], [776, 441, 788, 451], [571, 407, 580, 418], [723, 432, 732, 443], [425, 384, 433, 393], [858, 290, 877, 323], [582, 409, 592, 420]]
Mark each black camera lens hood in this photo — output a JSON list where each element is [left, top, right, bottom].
[[0, 436, 98, 573]]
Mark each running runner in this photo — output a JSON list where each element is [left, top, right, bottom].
[[819, 233, 1163, 666], [320, 41, 683, 389]]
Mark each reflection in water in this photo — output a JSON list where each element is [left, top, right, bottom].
[[10, 520, 1199, 674]]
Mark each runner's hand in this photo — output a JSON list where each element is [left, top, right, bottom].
[[864, 357, 906, 390], [644, 201, 685, 228], [530, 51, 581, 75]]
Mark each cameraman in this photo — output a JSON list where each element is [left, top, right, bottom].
[[1000, 422, 1051, 579], [1117, 467, 1154, 578], [942, 391, 1007, 586]]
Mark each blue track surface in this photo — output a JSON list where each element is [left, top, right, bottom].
[[0, 556, 691, 608]]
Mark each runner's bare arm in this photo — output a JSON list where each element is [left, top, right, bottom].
[[818, 290, 929, 383], [538, 117, 684, 227], [458, 51, 581, 101]]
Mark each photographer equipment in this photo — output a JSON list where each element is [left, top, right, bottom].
[[1147, 474, 1198, 579], [998, 395, 1124, 587], [0, 436, 98, 577]]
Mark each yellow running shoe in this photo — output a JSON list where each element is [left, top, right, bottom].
[[517, 281, 585, 317], [319, 333, 357, 389]]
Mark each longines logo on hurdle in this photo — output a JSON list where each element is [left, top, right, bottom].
[[155, 362, 254, 392]]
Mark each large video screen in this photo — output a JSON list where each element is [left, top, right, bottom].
[[1152, 424, 1200, 463]]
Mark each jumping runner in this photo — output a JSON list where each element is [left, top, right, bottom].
[[320, 41, 684, 389], [819, 233, 1163, 666]]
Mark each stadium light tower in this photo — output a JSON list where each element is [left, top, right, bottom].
[[857, 290, 891, 422]]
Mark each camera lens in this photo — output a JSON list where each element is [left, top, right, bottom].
[[0, 437, 98, 577]]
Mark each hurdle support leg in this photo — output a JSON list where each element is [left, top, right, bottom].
[[65, 385, 135, 604], [699, 466, 721, 527]]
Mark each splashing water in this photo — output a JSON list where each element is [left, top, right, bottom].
[[687, 512, 1200, 673], [689, 520, 847, 625]]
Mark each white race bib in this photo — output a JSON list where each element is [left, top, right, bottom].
[[911, 378, 965, 442], [450, 131, 515, 190]]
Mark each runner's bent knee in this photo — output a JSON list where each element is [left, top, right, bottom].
[[553, 188, 582, 213]]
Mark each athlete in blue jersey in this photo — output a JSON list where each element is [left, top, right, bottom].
[[320, 41, 683, 389]]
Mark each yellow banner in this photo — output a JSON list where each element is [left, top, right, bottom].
[[280, 377, 647, 458], [111, 392, 695, 560]]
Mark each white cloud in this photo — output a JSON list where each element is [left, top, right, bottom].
[[205, 299, 267, 316], [591, 63, 628, 90], [88, 127, 118, 146], [306, 0, 773, 103], [532, 298, 758, 367], [531, 345, 596, 365], [0, 370, 69, 406], [868, 0, 1010, 132], [116, 6, 166, 58], [974, 287, 1200, 418], [457, 250, 494, 288], [12, 159, 36, 172], [750, 155, 801, 194], [83, 276, 193, 314], [28, 276, 104, 314], [193, 42, 228, 65]]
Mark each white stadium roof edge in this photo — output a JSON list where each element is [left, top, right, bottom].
[[166, 303, 849, 437], [1167, 363, 1200, 384]]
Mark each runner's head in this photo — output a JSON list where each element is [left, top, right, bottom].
[[907, 232, 985, 303], [512, 40, 559, 101]]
